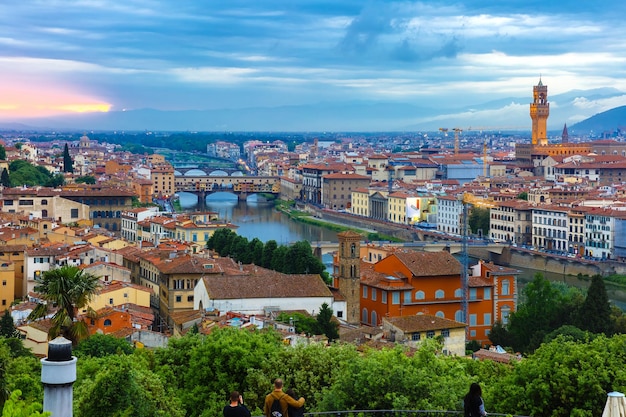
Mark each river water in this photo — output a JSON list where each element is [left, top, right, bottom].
[[179, 192, 626, 308]]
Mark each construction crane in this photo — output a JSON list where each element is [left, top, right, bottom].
[[439, 127, 463, 155], [459, 192, 497, 333]]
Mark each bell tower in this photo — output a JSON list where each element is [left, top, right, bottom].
[[335, 230, 361, 324], [530, 77, 549, 146]]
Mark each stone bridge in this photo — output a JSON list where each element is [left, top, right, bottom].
[[175, 175, 281, 203]]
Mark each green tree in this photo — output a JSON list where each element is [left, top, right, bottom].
[[75, 175, 96, 185], [261, 240, 278, 268], [492, 335, 626, 417], [517, 191, 528, 200], [505, 273, 579, 353], [270, 245, 288, 272], [576, 275, 614, 335], [248, 238, 264, 266], [0, 310, 16, 338], [62, 143, 73, 173], [468, 206, 490, 237], [276, 312, 318, 335], [316, 302, 339, 341], [74, 354, 184, 417], [74, 334, 134, 357], [0, 390, 49, 417], [0, 145, 6, 161], [28, 266, 100, 345], [1, 169, 10, 187]]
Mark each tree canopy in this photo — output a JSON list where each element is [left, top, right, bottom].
[[207, 228, 329, 281]]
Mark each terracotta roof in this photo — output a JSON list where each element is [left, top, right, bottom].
[[388, 251, 461, 277], [202, 266, 331, 300], [384, 314, 466, 332]]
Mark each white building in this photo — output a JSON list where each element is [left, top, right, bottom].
[[437, 195, 463, 235], [194, 266, 345, 318], [532, 205, 569, 252]]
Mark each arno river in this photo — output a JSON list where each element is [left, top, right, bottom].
[[179, 192, 626, 309]]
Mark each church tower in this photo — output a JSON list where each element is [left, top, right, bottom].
[[530, 78, 549, 146], [562, 123, 569, 144], [335, 230, 361, 324]]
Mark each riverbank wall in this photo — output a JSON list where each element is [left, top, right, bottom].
[[470, 247, 605, 277], [310, 206, 614, 277]]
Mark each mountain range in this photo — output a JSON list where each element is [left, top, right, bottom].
[[1, 88, 625, 134]]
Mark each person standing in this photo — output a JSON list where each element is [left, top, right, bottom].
[[464, 382, 487, 417], [264, 379, 305, 417], [286, 388, 305, 417], [224, 391, 251, 417]]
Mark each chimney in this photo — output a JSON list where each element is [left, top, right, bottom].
[[41, 337, 77, 416]]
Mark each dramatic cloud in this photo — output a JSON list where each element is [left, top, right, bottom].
[[0, 0, 624, 129]]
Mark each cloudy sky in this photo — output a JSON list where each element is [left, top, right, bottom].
[[2, 0, 626, 127]]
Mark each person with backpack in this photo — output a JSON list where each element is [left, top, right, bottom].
[[264, 379, 305, 417]]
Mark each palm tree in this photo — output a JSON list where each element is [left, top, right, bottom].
[[28, 265, 101, 345]]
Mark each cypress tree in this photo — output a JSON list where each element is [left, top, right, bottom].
[[578, 275, 613, 335], [0, 168, 9, 187], [63, 143, 74, 173]]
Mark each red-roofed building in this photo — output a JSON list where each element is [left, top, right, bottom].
[[322, 172, 371, 210]]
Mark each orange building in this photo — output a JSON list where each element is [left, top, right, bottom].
[[360, 251, 518, 345]]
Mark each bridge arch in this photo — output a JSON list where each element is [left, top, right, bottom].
[[184, 169, 207, 176], [209, 170, 229, 176]]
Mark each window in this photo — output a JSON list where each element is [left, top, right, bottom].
[[71, 208, 79, 218], [484, 288, 491, 300], [104, 319, 112, 326], [435, 289, 444, 299], [371, 311, 377, 326], [441, 329, 450, 337], [1, 281, 5, 286], [469, 288, 477, 300], [123, 293, 128, 298], [392, 292, 400, 305], [502, 279, 510, 296], [454, 310, 465, 323], [362, 308, 368, 324], [404, 290, 411, 303], [469, 314, 477, 326], [371, 288, 377, 301], [501, 306, 511, 324], [454, 288, 462, 298], [415, 290, 425, 300], [187, 295, 194, 302], [19, 200, 34, 206], [176, 295, 182, 302], [436, 311, 444, 318], [426, 330, 435, 338], [4, 200, 12, 206], [1, 300, 5, 306], [484, 313, 492, 326], [362, 286, 368, 299], [381, 291, 387, 303], [412, 332, 420, 341], [337, 311, 343, 318]]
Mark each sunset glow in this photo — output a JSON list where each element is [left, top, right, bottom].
[[0, 82, 111, 119]]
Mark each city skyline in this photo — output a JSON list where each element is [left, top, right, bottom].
[[2, 1, 626, 130]]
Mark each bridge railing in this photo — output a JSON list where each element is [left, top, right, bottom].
[[254, 410, 529, 417]]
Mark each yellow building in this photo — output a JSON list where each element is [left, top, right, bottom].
[[17, 321, 50, 357], [351, 188, 371, 216], [151, 163, 175, 198], [85, 281, 151, 312], [0, 246, 25, 299], [0, 261, 15, 311]]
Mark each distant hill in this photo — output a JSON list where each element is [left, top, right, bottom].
[[570, 105, 626, 135], [3, 87, 626, 133]]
